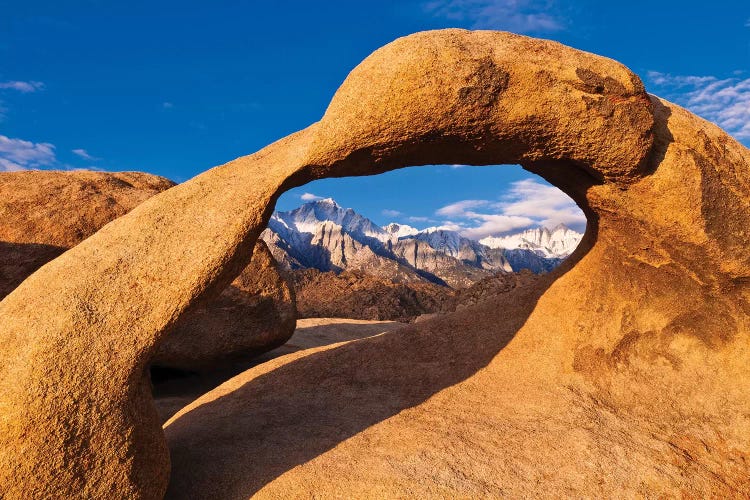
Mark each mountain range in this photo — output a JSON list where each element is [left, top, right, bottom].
[[261, 198, 582, 288]]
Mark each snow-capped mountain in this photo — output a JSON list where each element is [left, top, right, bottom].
[[382, 222, 420, 240], [261, 199, 582, 288], [272, 198, 389, 242], [480, 224, 583, 258]]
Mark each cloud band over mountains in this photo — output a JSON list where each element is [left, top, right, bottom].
[[433, 178, 586, 239]]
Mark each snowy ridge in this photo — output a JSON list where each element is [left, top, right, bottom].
[[480, 224, 583, 258], [273, 198, 389, 242], [261, 199, 582, 285]]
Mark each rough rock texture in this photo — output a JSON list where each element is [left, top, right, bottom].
[[152, 317, 406, 424], [0, 170, 174, 299], [290, 268, 539, 322], [1, 29, 749, 498], [154, 240, 296, 371], [0, 170, 296, 374], [290, 268, 451, 322], [437, 268, 540, 314]]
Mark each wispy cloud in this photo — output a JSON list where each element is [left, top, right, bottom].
[[72, 148, 97, 160], [300, 192, 324, 201], [459, 213, 536, 239], [0, 135, 57, 171], [647, 71, 750, 141], [0, 81, 44, 93], [436, 199, 490, 217], [162, 101, 174, 109], [382, 209, 402, 217], [434, 221, 466, 232], [434, 178, 585, 239], [498, 178, 586, 229], [424, 0, 563, 33], [408, 216, 432, 223]]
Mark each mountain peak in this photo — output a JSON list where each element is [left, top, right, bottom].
[[479, 224, 583, 258], [313, 197, 339, 207], [383, 222, 420, 239]]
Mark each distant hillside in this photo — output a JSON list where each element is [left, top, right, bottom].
[[261, 198, 582, 288]]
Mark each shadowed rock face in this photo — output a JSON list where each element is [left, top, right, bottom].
[[154, 240, 296, 372], [1, 29, 748, 498]]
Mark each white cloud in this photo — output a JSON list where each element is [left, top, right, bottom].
[[382, 209, 402, 217], [300, 192, 324, 201], [424, 0, 563, 33], [497, 178, 587, 229], [745, 18, 750, 27], [459, 214, 536, 239], [433, 178, 585, 238], [647, 71, 750, 141], [436, 199, 489, 217], [408, 216, 432, 223], [72, 148, 96, 160], [433, 221, 466, 232], [162, 102, 174, 109], [0, 135, 57, 171], [0, 81, 44, 93]]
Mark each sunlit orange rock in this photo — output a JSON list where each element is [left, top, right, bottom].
[[1, 30, 747, 498]]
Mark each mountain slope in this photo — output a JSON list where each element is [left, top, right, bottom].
[[261, 199, 581, 287], [480, 224, 582, 258]]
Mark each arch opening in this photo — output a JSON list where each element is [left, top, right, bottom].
[[151, 162, 595, 425], [267, 162, 591, 310], [161, 161, 602, 497]]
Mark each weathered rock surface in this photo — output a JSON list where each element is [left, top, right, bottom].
[[0, 170, 174, 299], [152, 317, 406, 424], [0, 170, 296, 374], [290, 268, 451, 322], [1, 29, 748, 498], [155, 240, 296, 371]]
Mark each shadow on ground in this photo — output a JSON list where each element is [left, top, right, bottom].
[[163, 269, 561, 498], [151, 319, 407, 424]]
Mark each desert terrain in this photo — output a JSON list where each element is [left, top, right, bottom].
[[0, 29, 748, 499]]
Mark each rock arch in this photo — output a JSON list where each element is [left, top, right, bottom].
[[0, 29, 748, 498]]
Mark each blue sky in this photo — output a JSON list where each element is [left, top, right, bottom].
[[1, 0, 748, 236]]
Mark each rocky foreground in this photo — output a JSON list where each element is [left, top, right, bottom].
[[0, 29, 748, 498], [290, 267, 541, 321], [152, 317, 406, 424], [0, 170, 297, 373]]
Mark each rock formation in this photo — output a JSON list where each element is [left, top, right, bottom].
[[1, 29, 748, 498], [0, 170, 174, 299], [154, 240, 296, 371], [0, 170, 296, 374], [290, 268, 451, 322], [290, 268, 540, 322]]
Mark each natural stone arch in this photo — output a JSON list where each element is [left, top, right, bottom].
[[0, 29, 748, 498]]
